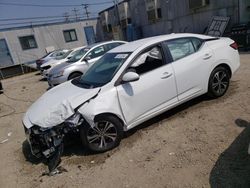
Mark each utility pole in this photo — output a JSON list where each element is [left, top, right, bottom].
[[72, 8, 79, 21], [82, 4, 90, 19], [63, 12, 70, 22]]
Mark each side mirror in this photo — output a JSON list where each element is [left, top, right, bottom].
[[122, 72, 140, 83], [85, 56, 91, 61]]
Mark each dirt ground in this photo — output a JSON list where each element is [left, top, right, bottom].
[[0, 53, 250, 188]]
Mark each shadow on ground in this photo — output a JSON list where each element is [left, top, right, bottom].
[[209, 119, 250, 188]]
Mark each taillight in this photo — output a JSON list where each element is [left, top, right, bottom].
[[230, 42, 238, 50]]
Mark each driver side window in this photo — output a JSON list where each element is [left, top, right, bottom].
[[131, 45, 164, 75]]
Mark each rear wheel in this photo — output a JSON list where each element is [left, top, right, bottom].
[[207, 66, 230, 98], [68, 72, 82, 80], [80, 115, 123, 152]]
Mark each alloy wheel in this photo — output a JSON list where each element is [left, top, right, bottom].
[[212, 71, 229, 95], [87, 121, 118, 149]]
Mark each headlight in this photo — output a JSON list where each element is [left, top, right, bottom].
[[53, 70, 64, 78], [65, 113, 82, 127]]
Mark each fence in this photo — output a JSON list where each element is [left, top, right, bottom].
[[0, 63, 37, 80]]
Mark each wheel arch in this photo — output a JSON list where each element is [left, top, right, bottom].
[[213, 63, 232, 78], [68, 71, 83, 80], [94, 113, 126, 130], [205, 63, 232, 93]]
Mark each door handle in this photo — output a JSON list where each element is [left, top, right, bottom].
[[203, 53, 212, 60], [161, 72, 173, 79]]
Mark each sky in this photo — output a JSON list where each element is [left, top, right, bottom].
[[0, 0, 116, 29]]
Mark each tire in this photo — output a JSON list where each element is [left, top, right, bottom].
[[207, 66, 230, 98], [68, 72, 82, 80], [80, 115, 123, 153]]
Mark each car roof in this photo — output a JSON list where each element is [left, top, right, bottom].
[[86, 40, 127, 49], [109, 33, 215, 53], [72, 46, 86, 51]]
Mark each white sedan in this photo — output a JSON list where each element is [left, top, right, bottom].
[[23, 33, 240, 169]]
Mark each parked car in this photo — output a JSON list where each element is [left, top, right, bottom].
[[23, 33, 240, 171], [47, 41, 127, 87], [40, 46, 86, 78], [230, 23, 250, 50], [36, 49, 69, 70]]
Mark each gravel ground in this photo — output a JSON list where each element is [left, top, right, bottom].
[[0, 53, 250, 188]]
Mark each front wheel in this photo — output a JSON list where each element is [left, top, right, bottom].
[[207, 66, 230, 98], [80, 115, 123, 152]]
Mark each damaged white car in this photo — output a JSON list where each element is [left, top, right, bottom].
[[23, 33, 240, 172]]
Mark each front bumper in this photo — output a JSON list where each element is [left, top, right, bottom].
[[23, 120, 64, 159]]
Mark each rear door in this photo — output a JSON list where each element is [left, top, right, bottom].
[[163, 38, 214, 101], [116, 44, 178, 125]]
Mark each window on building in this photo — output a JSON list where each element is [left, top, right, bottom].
[[189, 0, 210, 9], [103, 24, 112, 33], [145, 0, 162, 22], [147, 8, 162, 21], [63, 29, 78, 42], [19, 35, 37, 50]]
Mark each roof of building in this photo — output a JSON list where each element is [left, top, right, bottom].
[[99, 0, 129, 14], [0, 17, 98, 32], [109, 33, 215, 53]]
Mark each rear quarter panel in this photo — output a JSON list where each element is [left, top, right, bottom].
[[206, 37, 240, 75]]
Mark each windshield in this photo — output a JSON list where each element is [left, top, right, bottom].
[[74, 52, 131, 88], [55, 50, 72, 60], [68, 48, 83, 58], [67, 48, 89, 63]]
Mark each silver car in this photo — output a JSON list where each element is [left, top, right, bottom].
[[47, 41, 127, 87]]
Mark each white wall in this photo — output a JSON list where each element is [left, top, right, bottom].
[[0, 19, 97, 65]]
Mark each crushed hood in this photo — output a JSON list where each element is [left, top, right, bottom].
[[24, 81, 100, 128]]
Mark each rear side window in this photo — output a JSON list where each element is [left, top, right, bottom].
[[191, 38, 203, 51], [165, 38, 195, 61]]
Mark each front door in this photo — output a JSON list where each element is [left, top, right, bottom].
[[0, 39, 13, 67], [117, 45, 178, 126], [84, 26, 96, 45]]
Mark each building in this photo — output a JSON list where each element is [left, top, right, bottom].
[[98, 0, 249, 41], [0, 18, 97, 67], [240, 0, 250, 23]]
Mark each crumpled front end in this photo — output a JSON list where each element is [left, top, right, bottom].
[[23, 112, 84, 174], [23, 113, 83, 158]]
